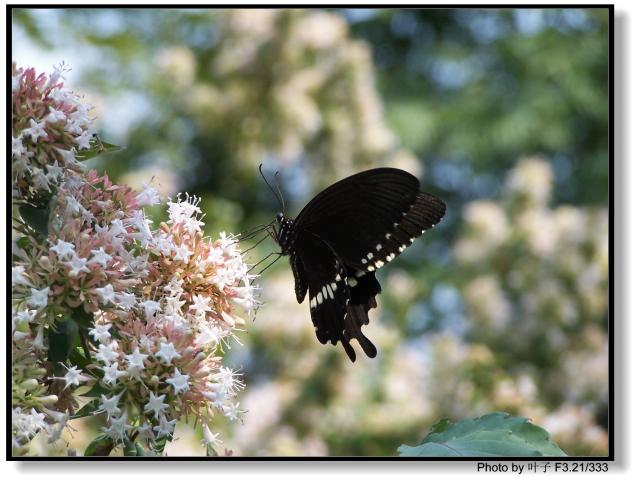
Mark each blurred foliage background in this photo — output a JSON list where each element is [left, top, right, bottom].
[[13, 7, 609, 456]]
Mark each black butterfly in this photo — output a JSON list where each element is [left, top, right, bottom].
[[272, 167, 446, 362]]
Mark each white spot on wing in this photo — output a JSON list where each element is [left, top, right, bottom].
[[348, 278, 358, 287], [317, 291, 323, 304], [367, 265, 375, 272], [375, 260, 384, 268], [367, 252, 373, 260], [361, 258, 367, 265], [327, 285, 334, 299], [376, 244, 382, 251], [310, 297, 317, 308]]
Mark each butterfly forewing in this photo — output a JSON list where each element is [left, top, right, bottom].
[[295, 169, 445, 272]]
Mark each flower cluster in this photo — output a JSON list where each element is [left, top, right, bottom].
[[12, 63, 91, 204], [11, 65, 256, 456], [84, 195, 256, 450], [11, 321, 62, 454]]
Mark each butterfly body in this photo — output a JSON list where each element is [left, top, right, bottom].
[[273, 168, 446, 362]]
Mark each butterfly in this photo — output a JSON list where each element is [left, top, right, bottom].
[[271, 167, 446, 362]]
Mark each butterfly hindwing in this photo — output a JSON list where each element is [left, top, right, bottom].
[[295, 231, 379, 362], [290, 252, 308, 304]]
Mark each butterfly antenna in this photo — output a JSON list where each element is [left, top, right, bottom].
[[274, 171, 286, 214], [259, 163, 285, 213]]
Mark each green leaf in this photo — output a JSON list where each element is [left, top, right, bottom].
[[150, 435, 168, 456], [48, 319, 79, 364], [19, 203, 50, 237], [123, 439, 143, 456], [135, 443, 146, 456], [75, 137, 122, 161], [74, 398, 100, 418], [398, 412, 567, 457], [84, 435, 114, 457], [15, 236, 30, 251], [83, 382, 111, 398], [69, 346, 91, 369], [71, 307, 95, 330]]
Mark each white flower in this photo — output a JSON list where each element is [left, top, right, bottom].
[[33, 324, 46, 350], [47, 62, 69, 88], [89, 323, 112, 343], [88, 247, 112, 268], [50, 239, 76, 259], [231, 286, 258, 313], [24, 118, 48, 142], [12, 71, 22, 92], [163, 277, 184, 297], [212, 367, 242, 395], [190, 294, 212, 317], [183, 215, 205, 235], [95, 393, 122, 416], [102, 412, 133, 443], [32, 169, 51, 192], [101, 362, 126, 386], [27, 287, 50, 309], [64, 254, 90, 277], [222, 402, 243, 421], [109, 219, 128, 238], [13, 309, 36, 327], [12, 135, 26, 157], [46, 107, 67, 123], [95, 284, 116, 305], [56, 365, 91, 389], [55, 147, 77, 165], [155, 341, 182, 365], [195, 324, 224, 348], [143, 392, 169, 419], [153, 414, 177, 438], [12, 266, 32, 287], [74, 130, 92, 150], [166, 368, 190, 395], [45, 161, 64, 182], [172, 244, 193, 262], [65, 194, 83, 215], [125, 347, 149, 371], [13, 155, 30, 176], [202, 424, 223, 447], [114, 292, 137, 310], [140, 300, 161, 320], [96, 342, 120, 365], [167, 195, 202, 224], [135, 183, 161, 207]]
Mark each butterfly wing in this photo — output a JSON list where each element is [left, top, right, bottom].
[[294, 168, 446, 273], [290, 252, 308, 304], [294, 231, 358, 360]]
